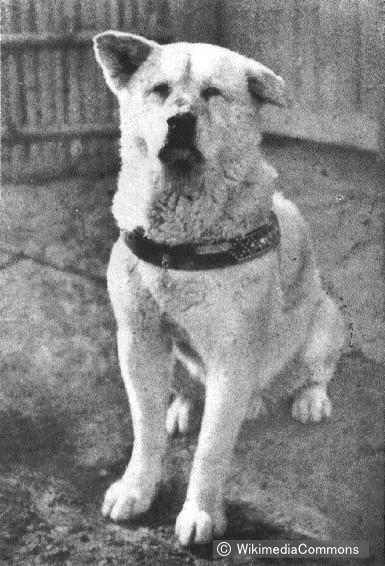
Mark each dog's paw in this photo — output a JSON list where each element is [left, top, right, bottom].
[[292, 385, 332, 424], [175, 502, 227, 546], [166, 396, 193, 436], [101, 478, 156, 522]]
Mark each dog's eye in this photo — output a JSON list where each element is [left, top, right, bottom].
[[201, 86, 222, 100], [151, 82, 170, 98]]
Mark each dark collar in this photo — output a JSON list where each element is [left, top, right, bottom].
[[122, 212, 280, 271]]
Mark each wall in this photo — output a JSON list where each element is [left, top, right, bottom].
[[219, 0, 384, 153]]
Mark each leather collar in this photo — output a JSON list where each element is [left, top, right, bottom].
[[122, 212, 280, 271]]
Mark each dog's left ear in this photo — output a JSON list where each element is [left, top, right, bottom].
[[93, 31, 159, 93], [247, 61, 287, 107]]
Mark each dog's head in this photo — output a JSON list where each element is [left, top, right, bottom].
[[94, 32, 287, 175]]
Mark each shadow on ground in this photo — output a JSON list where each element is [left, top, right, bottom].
[[1, 349, 383, 565]]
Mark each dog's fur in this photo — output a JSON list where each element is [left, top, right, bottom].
[[94, 32, 344, 545]]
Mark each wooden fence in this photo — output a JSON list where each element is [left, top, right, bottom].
[[1, 0, 219, 182], [219, 0, 384, 154], [1, 0, 384, 183]]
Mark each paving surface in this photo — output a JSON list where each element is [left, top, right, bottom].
[[0, 138, 384, 564]]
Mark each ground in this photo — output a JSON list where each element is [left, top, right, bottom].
[[0, 138, 383, 565]]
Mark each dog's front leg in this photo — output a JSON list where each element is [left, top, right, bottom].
[[102, 312, 172, 522], [176, 361, 258, 545]]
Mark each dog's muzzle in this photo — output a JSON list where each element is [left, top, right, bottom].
[[158, 112, 203, 169]]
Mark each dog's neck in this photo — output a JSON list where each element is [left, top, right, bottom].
[[112, 152, 278, 245]]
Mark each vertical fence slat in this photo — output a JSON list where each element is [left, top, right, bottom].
[[1, 53, 10, 178], [36, 0, 58, 173], [23, 53, 39, 127], [334, 0, 359, 112], [119, 0, 139, 32], [318, 1, 339, 110], [252, 2, 276, 69], [292, 0, 319, 110], [67, 47, 81, 123], [1, 0, 13, 33], [80, 0, 96, 31], [1, 55, 10, 134], [2, 143, 10, 177], [67, 45, 83, 163], [7, 53, 24, 129], [24, 45, 42, 175], [95, 0, 108, 29], [8, 11, 26, 182], [109, 0, 121, 28], [274, 1, 294, 100], [359, 0, 382, 118], [51, 0, 66, 33], [93, 2, 109, 125], [10, 0, 21, 33]]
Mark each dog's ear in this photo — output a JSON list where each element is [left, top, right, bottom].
[[93, 31, 159, 93], [247, 61, 287, 107]]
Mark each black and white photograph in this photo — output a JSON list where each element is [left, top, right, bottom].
[[1, 1, 384, 564]]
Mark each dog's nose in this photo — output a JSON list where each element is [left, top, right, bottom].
[[167, 112, 196, 131], [167, 112, 196, 146]]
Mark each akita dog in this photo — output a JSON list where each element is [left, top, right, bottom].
[[93, 32, 344, 545]]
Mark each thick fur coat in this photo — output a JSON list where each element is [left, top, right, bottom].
[[94, 33, 344, 546]]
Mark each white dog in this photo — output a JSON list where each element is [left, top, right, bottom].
[[93, 32, 344, 545]]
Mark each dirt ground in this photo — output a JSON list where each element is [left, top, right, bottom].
[[0, 138, 384, 565]]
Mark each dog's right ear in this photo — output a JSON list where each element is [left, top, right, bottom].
[[93, 31, 158, 93]]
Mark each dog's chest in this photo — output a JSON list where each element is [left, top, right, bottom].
[[137, 258, 275, 340], [138, 262, 218, 316]]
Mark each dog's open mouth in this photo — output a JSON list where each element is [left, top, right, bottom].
[[158, 145, 203, 171], [159, 112, 203, 171]]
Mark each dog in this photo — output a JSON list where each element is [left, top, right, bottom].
[[93, 32, 344, 546]]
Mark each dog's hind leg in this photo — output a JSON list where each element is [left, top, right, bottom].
[[167, 395, 194, 436], [166, 351, 204, 437], [292, 294, 344, 424]]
